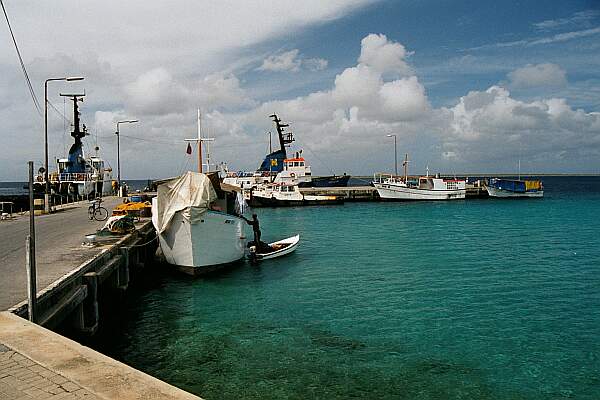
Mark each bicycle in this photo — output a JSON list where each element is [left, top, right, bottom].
[[88, 198, 109, 221]]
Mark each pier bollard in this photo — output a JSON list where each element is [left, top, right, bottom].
[[33, 198, 45, 215], [81, 273, 99, 334], [117, 248, 130, 290]]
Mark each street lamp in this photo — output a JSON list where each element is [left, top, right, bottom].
[[115, 120, 139, 190], [386, 134, 398, 177], [44, 76, 84, 212]]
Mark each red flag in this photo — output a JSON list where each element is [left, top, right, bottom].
[[186, 143, 192, 154]]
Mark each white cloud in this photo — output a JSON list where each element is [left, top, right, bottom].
[[534, 10, 600, 31], [258, 50, 302, 72], [469, 27, 600, 51], [258, 49, 329, 72], [358, 33, 412, 75], [304, 57, 328, 71], [508, 63, 567, 88], [442, 86, 600, 167]]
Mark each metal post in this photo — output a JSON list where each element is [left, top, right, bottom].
[[44, 81, 50, 213], [393, 135, 398, 177], [387, 134, 398, 177], [116, 125, 120, 189], [27, 161, 37, 323]]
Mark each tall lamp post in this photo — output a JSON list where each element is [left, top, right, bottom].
[[386, 134, 398, 177], [115, 120, 139, 191], [44, 76, 84, 213]]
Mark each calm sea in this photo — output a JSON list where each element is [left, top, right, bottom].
[[90, 176, 600, 400]]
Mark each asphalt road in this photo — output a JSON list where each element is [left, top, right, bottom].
[[0, 197, 123, 310]]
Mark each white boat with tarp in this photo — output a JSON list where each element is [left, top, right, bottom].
[[151, 171, 248, 275]]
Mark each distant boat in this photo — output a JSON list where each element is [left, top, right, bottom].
[[373, 154, 466, 200], [249, 182, 343, 207], [151, 171, 247, 275], [486, 178, 543, 198], [33, 94, 113, 197]]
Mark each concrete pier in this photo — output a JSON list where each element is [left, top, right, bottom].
[[0, 312, 200, 399], [0, 197, 203, 399], [0, 197, 122, 311]]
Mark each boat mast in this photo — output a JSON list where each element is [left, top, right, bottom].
[[403, 153, 409, 182], [269, 114, 295, 155], [197, 109, 202, 173], [185, 108, 214, 173]]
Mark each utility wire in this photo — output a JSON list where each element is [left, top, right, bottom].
[[1, 0, 42, 116], [47, 99, 72, 125]]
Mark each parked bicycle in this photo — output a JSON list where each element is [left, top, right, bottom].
[[88, 198, 108, 221]]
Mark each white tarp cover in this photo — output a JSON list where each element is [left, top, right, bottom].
[[152, 171, 217, 233]]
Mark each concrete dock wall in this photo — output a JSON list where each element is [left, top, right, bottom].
[[9, 221, 157, 335]]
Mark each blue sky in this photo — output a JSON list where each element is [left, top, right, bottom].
[[1, 0, 599, 179], [248, 0, 600, 108]]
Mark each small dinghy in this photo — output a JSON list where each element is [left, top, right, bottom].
[[250, 234, 300, 262]]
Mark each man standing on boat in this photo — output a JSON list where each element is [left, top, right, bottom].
[[241, 214, 271, 253]]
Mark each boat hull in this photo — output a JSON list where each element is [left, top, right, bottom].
[[486, 186, 544, 198], [299, 175, 351, 188], [374, 183, 465, 200], [249, 195, 343, 207], [157, 208, 246, 275]]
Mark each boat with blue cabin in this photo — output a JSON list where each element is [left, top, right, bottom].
[[486, 178, 543, 198]]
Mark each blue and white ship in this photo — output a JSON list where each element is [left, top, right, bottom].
[[33, 94, 113, 197], [223, 114, 350, 189]]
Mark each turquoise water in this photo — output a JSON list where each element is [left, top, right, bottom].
[[92, 177, 600, 399]]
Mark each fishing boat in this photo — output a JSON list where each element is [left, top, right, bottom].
[[152, 172, 247, 275], [33, 94, 113, 197], [151, 113, 248, 275], [486, 178, 543, 198], [249, 182, 343, 207], [373, 154, 466, 200], [249, 234, 300, 261]]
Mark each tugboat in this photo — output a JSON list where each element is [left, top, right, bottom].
[[33, 94, 113, 198], [223, 114, 351, 189]]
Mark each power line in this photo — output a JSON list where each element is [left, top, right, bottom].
[[47, 100, 72, 125], [0, 0, 42, 116]]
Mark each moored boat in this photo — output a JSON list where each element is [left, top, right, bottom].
[[223, 114, 350, 189], [151, 171, 247, 275], [373, 154, 466, 201], [249, 182, 343, 207], [485, 178, 543, 198], [33, 94, 113, 198], [249, 234, 300, 261], [374, 174, 466, 200]]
